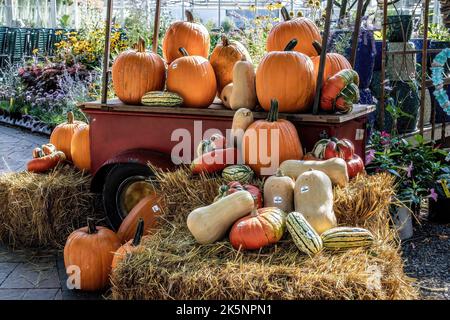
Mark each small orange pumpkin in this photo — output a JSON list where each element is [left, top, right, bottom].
[[71, 124, 91, 172], [49, 112, 86, 161], [166, 48, 217, 108], [266, 7, 322, 57], [162, 10, 210, 64], [112, 218, 144, 271], [311, 40, 352, 83], [209, 35, 251, 94], [112, 38, 166, 105]]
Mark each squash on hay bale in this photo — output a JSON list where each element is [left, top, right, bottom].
[[0, 165, 103, 249], [109, 168, 418, 300]]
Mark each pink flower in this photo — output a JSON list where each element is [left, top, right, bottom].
[[406, 161, 413, 178], [366, 149, 376, 165], [428, 188, 438, 202], [381, 131, 391, 138]]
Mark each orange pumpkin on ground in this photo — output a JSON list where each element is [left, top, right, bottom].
[[167, 48, 217, 108], [266, 7, 322, 57], [112, 38, 166, 105], [209, 35, 251, 94], [311, 40, 352, 83], [112, 219, 145, 271], [242, 99, 304, 176], [50, 112, 86, 161], [71, 124, 91, 172], [64, 218, 121, 291], [162, 10, 210, 64], [256, 39, 316, 113]]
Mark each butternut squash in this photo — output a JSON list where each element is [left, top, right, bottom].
[[279, 158, 349, 186], [220, 83, 233, 109], [229, 57, 257, 110], [187, 190, 255, 244], [231, 108, 254, 147], [263, 168, 294, 212], [294, 170, 337, 234]]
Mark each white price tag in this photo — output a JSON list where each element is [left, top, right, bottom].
[[273, 196, 283, 204], [300, 186, 309, 193], [355, 129, 365, 141], [152, 205, 160, 212]]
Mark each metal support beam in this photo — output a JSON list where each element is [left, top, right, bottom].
[[153, 0, 161, 53], [419, 0, 431, 138], [350, 0, 364, 67], [379, 0, 388, 130], [101, 0, 113, 105]]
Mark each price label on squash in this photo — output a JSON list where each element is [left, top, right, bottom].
[[273, 196, 283, 204], [300, 186, 309, 193], [152, 205, 160, 212]]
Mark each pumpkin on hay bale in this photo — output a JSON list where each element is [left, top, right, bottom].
[[109, 167, 418, 300], [0, 165, 103, 249]]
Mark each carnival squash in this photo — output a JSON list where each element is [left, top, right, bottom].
[[311, 40, 352, 83], [187, 190, 255, 244], [231, 108, 254, 147], [49, 112, 86, 161], [214, 181, 262, 208], [321, 226, 374, 250], [220, 83, 233, 109], [71, 124, 91, 172], [229, 56, 257, 110], [222, 165, 254, 184], [286, 211, 323, 255], [320, 69, 360, 113], [263, 168, 295, 213], [112, 219, 145, 270]]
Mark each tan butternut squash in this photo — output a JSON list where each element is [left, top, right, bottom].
[[294, 170, 337, 234], [220, 83, 233, 109], [230, 108, 254, 147], [229, 57, 257, 110], [279, 158, 349, 186], [187, 190, 255, 244], [263, 168, 294, 212]]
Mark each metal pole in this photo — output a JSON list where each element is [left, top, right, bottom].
[[153, 0, 161, 53], [49, 0, 57, 28], [350, 0, 364, 67], [379, 0, 388, 130], [419, 0, 430, 137], [101, 0, 113, 105], [312, 0, 333, 115], [218, 0, 221, 27]]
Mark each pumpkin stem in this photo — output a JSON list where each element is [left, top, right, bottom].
[[67, 111, 74, 124], [87, 218, 97, 235], [185, 10, 194, 23], [221, 35, 229, 47], [132, 218, 145, 247], [281, 7, 291, 21], [179, 47, 189, 57], [275, 168, 284, 177], [267, 99, 279, 122], [136, 38, 146, 53], [312, 40, 322, 55], [250, 208, 259, 217], [240, 56, 247, 62], [284, 39, 298, 51]]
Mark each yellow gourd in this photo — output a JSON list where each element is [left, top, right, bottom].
[[220, 83, 233, 109], [229, 57, 257, 110], [263, 168, 295, 213]]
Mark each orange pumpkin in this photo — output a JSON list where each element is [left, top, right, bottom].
[[116, 193, 164, 243], [229, 207, 286, 250], [209, 35, 251, 94], [162, 10, 210, 64], [112, 38, 166, 105], [112, 219, 144, 271], [266, 7, 322, 57], [71, 124, 91, 172], [256, 39, 316, 113], [64, 218, 121, 291], [242, 99, 303, 176], [50, 112, 86, 161], [311, 40, 352, 83], [166, 48, 217, 108]]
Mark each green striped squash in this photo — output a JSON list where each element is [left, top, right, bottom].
[[286, 212, 323, 255], [321, 227, 374, 250], [141, 91, 183, 107], [222, 165, 254, 184]]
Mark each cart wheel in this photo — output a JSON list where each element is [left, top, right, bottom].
[[103, 163, 157, 230]]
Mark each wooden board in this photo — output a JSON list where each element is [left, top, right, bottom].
[[79, 99, 375, 124]]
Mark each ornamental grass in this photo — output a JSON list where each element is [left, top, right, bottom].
[[0, 165, 103, 249], [110, 168, 418, 300]]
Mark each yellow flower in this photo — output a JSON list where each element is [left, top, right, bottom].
[[55, 30, 63, 35], [297, 11, 304, 17], [249, 5, 256, 12], [32, 48, 39, 55]]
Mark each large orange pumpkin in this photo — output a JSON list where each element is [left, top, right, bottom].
[[266, 6, 322, 57], [242, 99, 303, 176], [112, 219, 145, 271], [71, 124, 91, 172], [112, 38, 166, 105], [49, 112, 86, 161], [166, 48, 217, 108], [311, 40, 352, 83], [64, 218, 121, 291], [256, 39, 316, 113], [209, 35, 251, 94], [162, 10, 210, 64]]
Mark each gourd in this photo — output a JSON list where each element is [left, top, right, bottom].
[[112, 38, 166, 105], [64, 218, 121, 291], [229, 57, 257, 110], [320, 69, 360, 114], [286, 211, 323, 255], [256, 39, 316, 113], [279, 158, 349, 186], [230, 108, 253, 147], [294, 170, 337, 234], [187, 190, 255, 244], [162, 10, 210, 64], [229, 207, 286, 250], [242, 99, 303, 176], [311, 40, 352, 82], [166, 48, 217, 108], [263, 168, 295, 213], [27, 151, 66, 173], [196, 133, 226, 157], [214, 181, 262, 208], [266, 6, 322, 57], [321, 227, 374, 250], [49, 111, 86, 161], [222, 165, 254, 184], [209, 36, 251, 94], [71, 124, 91, 172], [220, 83, 233, 109], [141, 91, 183, 107], [191, 147, 239, 174], [116, 193, 164, 243], [112, 219, 145, 271]]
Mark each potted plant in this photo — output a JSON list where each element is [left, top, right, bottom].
[[386, 7, 413, 42]]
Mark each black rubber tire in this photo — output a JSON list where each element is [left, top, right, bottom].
[[102, 163, 153, 231]]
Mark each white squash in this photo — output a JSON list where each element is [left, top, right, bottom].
[[187, 190, 255, 244], [229, 57, 257, 110], [294, 170, 337, 234], [230, 108, 254, 147], [263, 168, 295, 213], [220, 83, 233, 109]]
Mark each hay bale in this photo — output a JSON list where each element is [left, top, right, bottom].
[[110, 168, 418, 300], [0, 165, 102, 249]]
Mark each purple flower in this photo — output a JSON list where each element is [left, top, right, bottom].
[[366, 149, 376, 165], [406, 161, 413, 178], [428, 188, 438, 202]]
